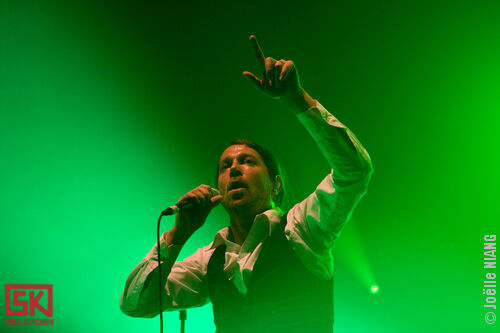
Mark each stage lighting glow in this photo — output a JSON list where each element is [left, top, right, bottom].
[[370, 285, 379, 294]]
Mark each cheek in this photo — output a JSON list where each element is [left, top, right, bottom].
[[217, 178, 224, 192], [217, 174, 228, 192], [254, 173, 273, 193]]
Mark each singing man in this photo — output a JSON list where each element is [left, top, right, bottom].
[[120, 35, 373, 333]]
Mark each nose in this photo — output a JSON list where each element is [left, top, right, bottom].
[[229, 161, 242, 177]]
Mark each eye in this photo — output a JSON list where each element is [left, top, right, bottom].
[[244, 158, 255, 165]]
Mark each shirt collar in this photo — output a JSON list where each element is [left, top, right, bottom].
[[210, 207, 284, 249]]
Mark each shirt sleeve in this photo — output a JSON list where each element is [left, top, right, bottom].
[[285, 101, 373, 279], [120, 232, 211, 318]]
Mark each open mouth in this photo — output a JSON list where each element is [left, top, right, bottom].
[[228, 180, 247, 192]]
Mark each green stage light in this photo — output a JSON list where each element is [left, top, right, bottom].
[[370, 285, 379, 294], [335, 219, 377, 293]]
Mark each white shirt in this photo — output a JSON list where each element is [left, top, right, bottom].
[[120, 101, 373, 318]]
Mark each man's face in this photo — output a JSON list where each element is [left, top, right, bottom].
[[217, 145, 274, 214]]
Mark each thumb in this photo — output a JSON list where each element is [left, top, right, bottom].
[[210, 194, 223, 207], [243, 71, 262, 89]]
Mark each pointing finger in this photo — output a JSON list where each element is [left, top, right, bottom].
[[249, 35, 265, 67]]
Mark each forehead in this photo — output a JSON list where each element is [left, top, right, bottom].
[[219, 145, 263, 162]]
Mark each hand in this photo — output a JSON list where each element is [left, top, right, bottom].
[[243, 35, 302, 100], [169, 185, 222, 244]]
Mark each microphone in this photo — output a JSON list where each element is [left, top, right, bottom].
[[161, 188, 220, 216]]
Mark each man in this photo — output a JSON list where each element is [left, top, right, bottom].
[[120, 35, 373, 333]]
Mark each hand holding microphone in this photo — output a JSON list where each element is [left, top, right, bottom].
[[162, 187, 221, 216], [165, 185, 222, 245]]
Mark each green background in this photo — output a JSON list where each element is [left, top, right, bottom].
[[1, 0, 498, 332]]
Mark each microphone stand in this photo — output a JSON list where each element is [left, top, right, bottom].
[[180, 310, 187, 333]]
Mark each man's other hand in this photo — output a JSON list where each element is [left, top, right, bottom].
[[242, 35, 315, 113]]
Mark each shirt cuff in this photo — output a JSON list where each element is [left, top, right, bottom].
[[146, 232, 183, 262], [296, 100, 347, 130]]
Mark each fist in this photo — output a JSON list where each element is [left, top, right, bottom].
[[173, 184, 222, 242]]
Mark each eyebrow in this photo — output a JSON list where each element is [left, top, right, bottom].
[[220, 153, 256, 165]]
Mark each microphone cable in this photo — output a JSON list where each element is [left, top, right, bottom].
[[156, 213, 165, 333], [157, 212, 188, 333], [156, 188, 218, 332]]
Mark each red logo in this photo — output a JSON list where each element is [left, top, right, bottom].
[[5, 284, 52, 317]]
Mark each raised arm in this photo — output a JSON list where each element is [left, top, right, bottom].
[[242, 35, 372, 180], [243, 35, 373, 278]]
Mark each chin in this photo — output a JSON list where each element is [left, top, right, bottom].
[[225, 198, 250, 210], [223, 194, 252, 210]]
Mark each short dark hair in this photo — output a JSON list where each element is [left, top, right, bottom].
[[216, 139, 285, 207]]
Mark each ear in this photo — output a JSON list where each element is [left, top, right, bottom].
[[272, 175, 283, 195]]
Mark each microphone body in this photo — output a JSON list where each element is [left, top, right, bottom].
[[161, 188, 219, 216]]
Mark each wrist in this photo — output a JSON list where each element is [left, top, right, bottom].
[[281, 87, 316, 114], [166, 223, 191, 245]]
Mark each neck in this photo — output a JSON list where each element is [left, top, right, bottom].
[[229, 212, 255, 245], [228, 204, 274, 245]]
